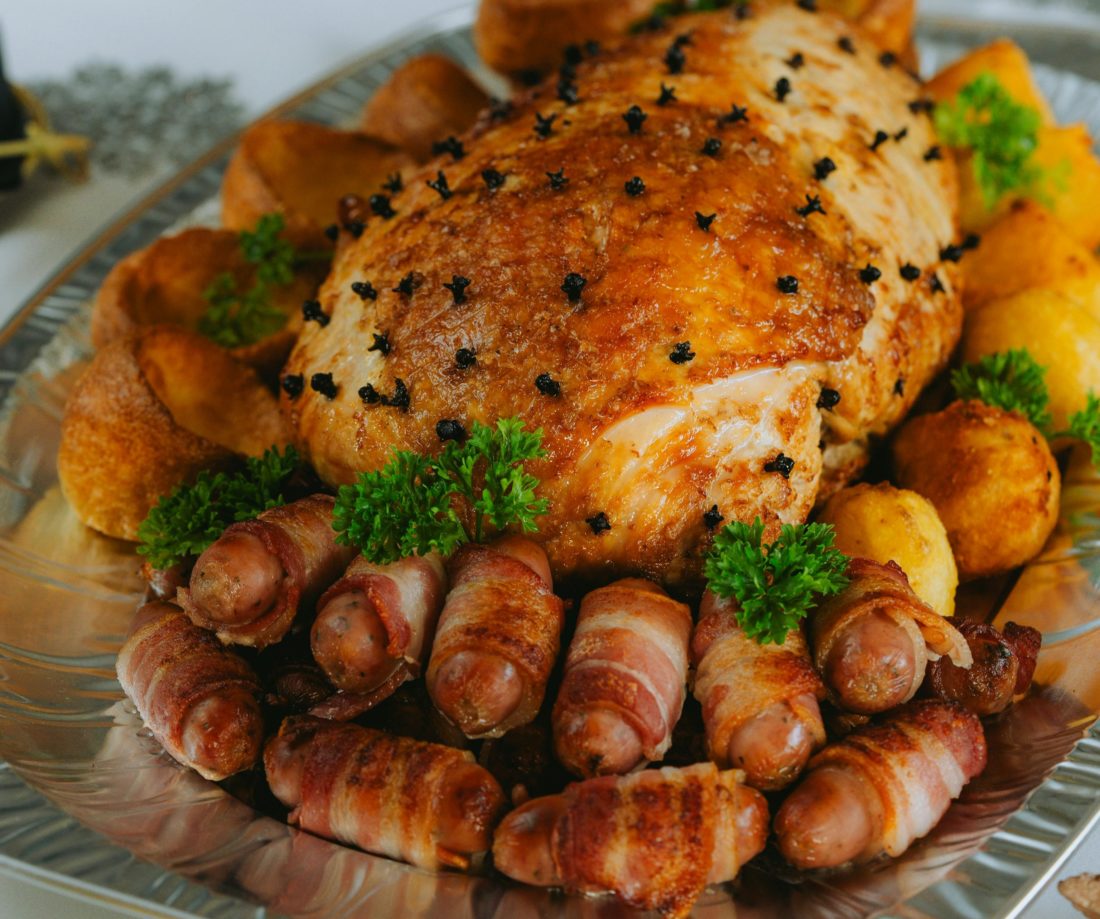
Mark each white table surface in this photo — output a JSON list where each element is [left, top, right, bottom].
[[0, 2, 1096, 917]]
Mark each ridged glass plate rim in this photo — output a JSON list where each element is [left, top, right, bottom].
[[1, 4, 1099, 918]]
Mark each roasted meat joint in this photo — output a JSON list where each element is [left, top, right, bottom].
[[55, 0, 1100, 914]]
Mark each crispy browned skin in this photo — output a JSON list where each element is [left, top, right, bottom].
[[892, 401, 1061, 581], [92, 227, 326, 378], [1005, 621, 1042, 693], [180, 495, 355, 649], [361, 54, 489, 161], [692, 590, 825, 790], [221, 120, 414, 248], [116, 601, 263, 781], [492, 763, 768, 919], [285, 6, 960, 587], [264, 716, 506, 870]]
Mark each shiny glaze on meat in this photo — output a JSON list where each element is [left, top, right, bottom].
[[284, 5, 960, 585]]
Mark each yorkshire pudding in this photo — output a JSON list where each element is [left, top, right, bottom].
[[92, 227, 326, 377], [360, 54, 488, 162], [220, 120, 414, 247], [59, 325, 292, 540]]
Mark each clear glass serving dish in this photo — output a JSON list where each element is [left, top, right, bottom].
[[1, 3, 1099, 917]]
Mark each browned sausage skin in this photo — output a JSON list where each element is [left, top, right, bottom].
[[924, 620, 1042, 715], [552, 578, 692, 778], [810, 558, 972, 714], [264, 716, 505, 870], [774, 701, 987, 870], [493, 763, 767, 918], [310, 551, 446, 694], [692, 590, 826, 790], [427, 536, 563, 738], [180, 494, 356, 648], [116, 601, 263, 781]]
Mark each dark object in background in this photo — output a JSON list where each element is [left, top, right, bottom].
[[0, 39, 28, 189]]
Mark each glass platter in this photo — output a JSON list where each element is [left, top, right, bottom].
[[1, 3, 1100, 917]]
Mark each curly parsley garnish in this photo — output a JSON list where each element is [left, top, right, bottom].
[[704, 519, 850, 645], [332, 417, 548, 564], [199, 214, 327, 348], [951, 348, 1054, 431], [933, 73, 1051, 210], [952, 349, 1100, 465], [136, 445, 300, 569], [1062, 392, 1100, 466]]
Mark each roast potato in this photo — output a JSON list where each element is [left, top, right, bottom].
[[91, 227, 327, 378], [58, 326, 291, 540], [962, 200, 1100, 310], [360, 54, 488, 162], [221, 120, 414, 247], [1031, 124, 1100, 250], [891, 400, 1060, 581], [474, 0, 652, 78], [926, 39, 1055, 125], [817, 482, 958, 617], [962, 288, 1100, 429]]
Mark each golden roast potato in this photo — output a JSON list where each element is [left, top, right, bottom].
[[891, 400, 1060, 581], [817, 482, 958, 617], [963, 288, 1100, 430]]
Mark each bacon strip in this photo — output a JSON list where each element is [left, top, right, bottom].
[[775, 700, 987, 868], [116, 601, 263, 781], [311, 551, 446, 692], [264, 716, 505, 870], [426, 539, 564, 738], [811, 557, 972, 711], [493, 763, 768, 919], [552, 579, 691, 777], [924, 620, 1040, 715], [692, 590, 825, 789], [179, 494, 355, 648]]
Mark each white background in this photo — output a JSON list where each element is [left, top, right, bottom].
[[0, 1, 1095, 916]]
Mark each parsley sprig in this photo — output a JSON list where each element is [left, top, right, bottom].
[[933, 72, 1051, 210], [198, 214, 327, 348], [951, 349, 1053, 431], [1063, 392, 1100, 466], [332, 417, 548, 564], [952, 349, 1100, 465], [704, 519, 850, 645], [136, 445, 300, 570]]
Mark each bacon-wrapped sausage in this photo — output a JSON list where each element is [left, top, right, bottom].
[[552, 579, 690, 778], [924, 619, 1041, 715], [116, 601, 263, 781], [493, 762, 768, 919], [311, 552, 446, 694], [426, 536, 564, 738], [264, 716, 505, 870], [810, 558, 972, 714], [774, 700, 987, 870], [179, 494, 355, 648], [692, 590, 826, 790]]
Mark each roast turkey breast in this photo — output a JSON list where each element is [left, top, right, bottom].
[[282, 4, 961, 586]]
